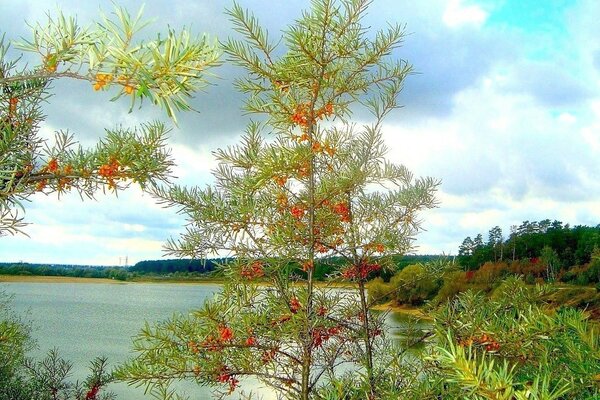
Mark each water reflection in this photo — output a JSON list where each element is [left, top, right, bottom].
[[378, 310, 433, 352]]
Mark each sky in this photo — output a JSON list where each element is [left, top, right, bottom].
[[1, 0, 599, 266]]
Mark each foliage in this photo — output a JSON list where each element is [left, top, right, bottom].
[[458, 220, 600, 273], [390, 264, 440, 306], [431, 270, 469, 305], [0, 291, 114, 400], [0, 290, 33, 385], [431, 277, 600, 399], [366, 258, 455, 306], [0, 4, 220, 235], [366, 276, 392, 304], [116, 1, 439, 399]]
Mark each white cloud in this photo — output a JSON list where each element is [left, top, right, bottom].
[[442, 0, 488, 28]]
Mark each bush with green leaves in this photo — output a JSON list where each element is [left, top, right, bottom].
[[431, 270, 469, 305], [389, 264, 440, 306], [0, 290, 32, 388], [430, 277, 600, 399]]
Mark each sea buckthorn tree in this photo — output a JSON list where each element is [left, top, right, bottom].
[[117, 1, 438, 399], [0, 5, 220, 235]]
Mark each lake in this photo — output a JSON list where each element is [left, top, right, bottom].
[[3, 281, 426, 399]]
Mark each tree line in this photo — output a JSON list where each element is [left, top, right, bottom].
[[0, 255, 440, 281], [458, 219, 600, 271]]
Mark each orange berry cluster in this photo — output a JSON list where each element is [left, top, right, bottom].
[[290, 297, 302, 314], [98, 158, 124, 189], [123, 83, 135, 95], [116, 75, 136, 94], [340, 262, 381, 280], [290, 204, 307, 219], [36, 159, 75, 192], [331, 201, 351, 222], [312, 325, 341, 348], [93, 73, 113, 91], [218, 325, 234, 342], [8, 97, 18, 116], [296, 161, 310, 178], [290, 102, 334, 127], [47, 158, 59, 173], [192, 324, 235, 354], [273, 175, 288, 187], [261, 348, 277, 364], [301, 260, 314, 272], [459, 333, 501, 352], [240, 261, 265, 279], [364, 242, 385, 253], [216, 365, 239, 394]]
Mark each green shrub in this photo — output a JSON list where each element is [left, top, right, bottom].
[[432, 279, 600, 399], [0, 292, 114, 399], [524, 273, 535, 284], [390, 264, 439, 305], [366, 277, 392, 305], [432, 271, 468, 304]]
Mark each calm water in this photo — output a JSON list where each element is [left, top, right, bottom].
[[4, 282, 230, 399], [3, 282, 426, 399]]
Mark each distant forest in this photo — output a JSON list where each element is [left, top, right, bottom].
[[2, 219, 598, 284], [458, 219, 599, 267], [0, 255, 439, 281], [458, 219, 600, 285]]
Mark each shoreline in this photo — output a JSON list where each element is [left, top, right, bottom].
[[0, 275, 222, 285], [0, 275, 356, 287], [0, 275, 123, 284], [370, 301, 432, 319]]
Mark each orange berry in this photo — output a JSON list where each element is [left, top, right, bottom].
[[35, 180, 47, 191], [290, 297, 302, 314], [324, 144, 336, 157], [218, 325, 234, 342], [301, 260, 313, 272], [274, 175, 288, 187], [47, 158, 59, 173]]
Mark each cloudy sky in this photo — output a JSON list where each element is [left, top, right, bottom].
[[1, 0, 599, 266]]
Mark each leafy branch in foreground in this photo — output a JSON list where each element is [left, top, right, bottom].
[[430, 278, 600, 399], [0, 4, 220, 236]]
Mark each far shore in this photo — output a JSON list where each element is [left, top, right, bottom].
[[0, 275, 356, 287], [0, 275, 221, 285], [0, 275, 123, 284]]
